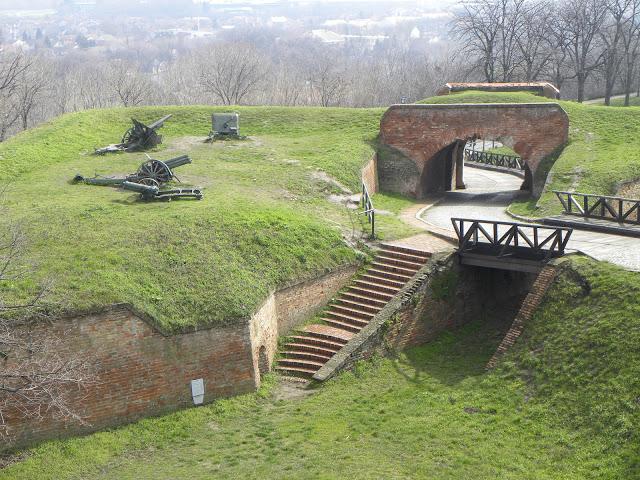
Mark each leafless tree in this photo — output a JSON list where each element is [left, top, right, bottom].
[[107, 60, 151, 107], [517, 1, 554, 80], [0, 198, 94, 440], [14, 59, 50, 130], [497, 0, 526, 81], [600, 0, 634, 105], [556, 0, 607, 102], [619, 0, 640, 105], [197, 43, 267, 105], [452, 0, 502, 82]]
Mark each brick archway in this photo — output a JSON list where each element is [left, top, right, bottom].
[[378, 103, 569, 198]]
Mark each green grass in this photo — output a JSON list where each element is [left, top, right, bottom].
[[420, 91, 640, 217], [3, 257, 637, 479], [0, 106, 393, 332]]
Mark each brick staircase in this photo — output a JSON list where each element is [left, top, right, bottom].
[[275, 243, 431, 378], [485, 265, 557, 370]]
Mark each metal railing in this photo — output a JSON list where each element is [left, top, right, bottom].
[[464, 148, 525, 171], [451, 218, 572, 260], [361, 182, 375, 238], [553, 190, 640, 225]]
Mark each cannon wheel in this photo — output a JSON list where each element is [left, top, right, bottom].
[[137, 160, 172, 184], [136, 177, 160, 188], [121, 127, 134, 145]]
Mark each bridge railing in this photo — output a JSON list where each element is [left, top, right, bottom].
[[361, 181, 375, 238], [451, 218, 572, 260], [553, 190, 640, 225], [464, 148, 525, 171]]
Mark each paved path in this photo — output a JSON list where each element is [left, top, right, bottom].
[[584, 92, 639, 105], [415, 166, 640, 271]]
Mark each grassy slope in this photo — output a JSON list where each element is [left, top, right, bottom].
[[420, 91, 640, 217], [3, 257, 637, 479], [0, 106, 387, 332]]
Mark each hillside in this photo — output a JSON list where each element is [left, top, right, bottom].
[[0, 106, 398, 332], [2, 256, 638, 479], [420, 91, 640, 217]]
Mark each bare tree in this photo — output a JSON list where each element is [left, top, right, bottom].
[[107, 60, 151, 107], [452, 0, 502, 82], [556, 0, 607, 102], [620, 0, 640, 105], [197, 43, 267, 105], [0, 201, 93, 440], [600, 0, 633, 105], [14, 59, 50, 130], [517, 1, 554, 80], [497, 0, 526, 81]]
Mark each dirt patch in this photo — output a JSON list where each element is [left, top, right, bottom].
[[0, 451, 29, 470], [617, 178, 640, 199], [310, 170, 352, 195], [271, 378, 314, 401]]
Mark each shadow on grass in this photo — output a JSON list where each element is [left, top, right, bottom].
[[390, 312, 515, 387]]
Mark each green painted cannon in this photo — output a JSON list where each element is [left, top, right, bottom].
[[95, 114, 173, 154], [121, 181, 203, 201], [73, 155, 191, 187]]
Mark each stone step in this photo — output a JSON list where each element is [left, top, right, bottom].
[[280, 350, 333, 362], [322, 318, 362, 333], [334, 298, 382, 314], [376, 254, 426, 270], [353, 279, 400, 295], [324, 311, 370, 326], [380, 243, 432, 259], [303, 325, 349, 345], [379, 248, 430, 264], [284, 342, 338, 357], [328, 304, 374, 320], [274, 365, 317, 378], [347, 285, 395, 301], [367, 267, 413, 283], [371, 261, 420, 276], [359, 273, 405, 289], [288, 335, 344, 351], [277, 358, 325, 369], [340, 291, 388, 307]]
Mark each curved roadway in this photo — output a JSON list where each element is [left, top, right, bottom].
[[420, 166, 640, 271]]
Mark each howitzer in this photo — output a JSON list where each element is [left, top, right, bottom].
[[73, 154, 192, 187], [95, 114, 173, 154], [121, 181, 203, 201]]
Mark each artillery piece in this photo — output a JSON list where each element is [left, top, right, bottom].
[[121, 181, 203, 201], [73, 154, 191, 187], [95, 114, 173, 154], [206, 113, 246, 142]]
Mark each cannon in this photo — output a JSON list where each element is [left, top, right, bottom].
[[206, 113, 245, 142], [73, 154, 191, 187], [95, 114, 173, 154], [121, 181, 203, 201]]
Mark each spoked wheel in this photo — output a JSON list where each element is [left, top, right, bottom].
[[137, 160, 172, 184], [136, 177, 160, 188]]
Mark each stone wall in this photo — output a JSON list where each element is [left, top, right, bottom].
[[378, 103, 569, 197], [3, 264, 358, 450], [314, 254, 537, 381]]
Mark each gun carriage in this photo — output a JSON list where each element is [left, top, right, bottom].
[[95, 115, 172, 154]]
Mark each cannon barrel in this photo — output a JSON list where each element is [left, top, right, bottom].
[[147, 114, 172, 130], [164, 154, 191, 170], [73, 174, 125, 186], [122, 181, 159, 198]]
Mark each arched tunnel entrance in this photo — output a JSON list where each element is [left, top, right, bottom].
[[377, 103, 569, 199], [419, 138, 532, 196]]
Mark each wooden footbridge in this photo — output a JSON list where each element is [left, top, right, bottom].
[[451, 218, 573, 272]]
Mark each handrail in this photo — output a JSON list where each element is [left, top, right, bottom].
[[361, 182, 375, 238], [451, 218, 572, 259], [464, 148, 524, 171], [553, 190, 640, 225]]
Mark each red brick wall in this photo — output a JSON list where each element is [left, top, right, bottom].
[[3, 306, 256, 449], [378, 103, 569, 197], [361, 155, 378, 194], [3, 265, 359, 450]]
